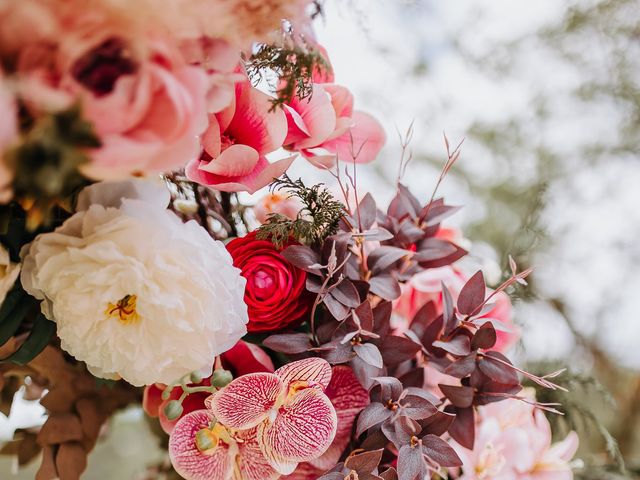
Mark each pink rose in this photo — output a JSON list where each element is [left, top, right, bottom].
[[186, 80, 293, 193], [453, 394, 579, 479]]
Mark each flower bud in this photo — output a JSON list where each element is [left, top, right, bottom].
[[211, 369, 233, 388], [190, 370, 204, 384], [163, 400, 184, 420]]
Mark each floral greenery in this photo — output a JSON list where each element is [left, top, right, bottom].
[[245, 41, 331, 109], [256, 174, 345, 248]]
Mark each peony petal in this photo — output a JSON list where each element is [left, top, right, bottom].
[[258, 388, 337, 472], [321, 111, 386, 164], [234, 428, 280, 480], [208, 372, 283, 429], [275, 357, 333, 390], [198, 144, 260, 177], [169, 410, 235, 480]]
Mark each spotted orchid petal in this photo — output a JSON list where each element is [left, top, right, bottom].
[[309, 366, 370, 470], [258, 388, 337, 473], [208, 372, 284, 429], [169, 410, 236, 480], [233, 428, 280, 480], [275, 357, 333, 391]]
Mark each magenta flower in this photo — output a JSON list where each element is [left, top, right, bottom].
[[186, 80, 294, 193], [169, 358, 338, 479]]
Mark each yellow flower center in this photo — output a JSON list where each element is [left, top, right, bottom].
[[106, 294, 140, 325], [196, 424, 232, 455]]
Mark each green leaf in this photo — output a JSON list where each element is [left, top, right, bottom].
[[0, 287, 32, 346], [3, 313, 56, 365]]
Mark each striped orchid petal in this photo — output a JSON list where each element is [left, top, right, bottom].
[[258, 388, 337, 473], [169, 410, 236, 480], [208, 372, 284, 429], [234, 428, 281, 480], [275, 357, 333, 390]]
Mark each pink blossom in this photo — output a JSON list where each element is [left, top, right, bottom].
[[0, 73, 17, 203], [453, 394, 579, 480], [169, 358, 338, 479], [253, 191, 303, 224], [283, 52, 385, 167], [186, 80, 294, 193]]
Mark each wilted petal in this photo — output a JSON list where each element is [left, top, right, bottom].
[[259, 388, 337, 472], [234, 428, 280, 480], [208, 372, 283, 429], [275, 357, 333, 390], [169, 410, 235, 480]]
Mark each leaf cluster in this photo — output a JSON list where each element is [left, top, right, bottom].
[[256, 175, 345, 248]]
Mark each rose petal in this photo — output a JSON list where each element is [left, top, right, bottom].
[[208, 372, 283, 429], [169, 410, 235, 480], [275, 357, 333, 390], [258, 389, 337, 472]]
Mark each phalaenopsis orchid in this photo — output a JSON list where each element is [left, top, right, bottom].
[[0, 1, 579, 479]]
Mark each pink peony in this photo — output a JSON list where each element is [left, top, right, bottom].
[[283, 51, 385, 167], [169, 358, 338, 479], [186, 80, 294, 193], [453, 394, 579, 479]]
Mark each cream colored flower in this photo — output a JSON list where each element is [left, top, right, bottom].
[[20, 179, 248, 386], [0, 244, 20, 305]]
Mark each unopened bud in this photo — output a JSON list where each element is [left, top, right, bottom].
[[190, 370, 204, 384], [211, 369, 233, 388], [163, 400, 183, 420]]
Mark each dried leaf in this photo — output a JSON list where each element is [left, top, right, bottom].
[[56, 442, 87, 480], [37, 413, 84, 445]]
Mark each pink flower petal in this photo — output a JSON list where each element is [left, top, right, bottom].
[[228, 82, 287, 154], [546, 431, 579, 463], [284, 85, 336, 149], [321, 111, 386, 164], [258, 388, 337, 472], [142, 384, 164, 418], [208, 372, 283, 429], [235, 428, 281, 480], [309, 366, 370, 470], [202, 114, 222, 158], [169, 410, 235, 480], [221, 340, 275, 376], [198, 144, 260, 177], [323, 84, 354, 118], [275, 357, 333, 390]]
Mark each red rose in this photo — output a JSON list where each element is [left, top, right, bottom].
[[226, 231, 311, 333]]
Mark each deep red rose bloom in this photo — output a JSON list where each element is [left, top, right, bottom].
[[226, 231, 311, 333]]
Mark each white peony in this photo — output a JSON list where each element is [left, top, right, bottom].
[[0, 244, 20, 305], [20, 179, 248, 386]]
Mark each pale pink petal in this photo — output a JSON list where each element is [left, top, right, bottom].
[[198, 144, 260, 177], [208, 372, 284, 429], [228, 82, 287, 154], [275, 358, 333, 390], [321, 111, 386, 164], [322, 84, 354, 118], [202, 114, 222, 158], [234, 428, 280, 480], [258, 388, 337, 472], [546, 431, 579, 463], [284, 85, 336, 149], [169, 410, 235, 480], [142, 384, 164, 418], [309, 366, 369, 470]]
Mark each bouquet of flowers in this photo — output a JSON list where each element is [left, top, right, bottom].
[[0, 1, 579, 479]]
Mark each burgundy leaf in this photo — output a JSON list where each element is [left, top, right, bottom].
[[457, 270, 486, 315], [398, 368, 424, 389], [413, 238, 458, 263], [444, 353, 477, 378], [402, 394, 438, 420], [369, 275, 402, 301], [262, 333, 311, 354], [354, 300, 375, 331], [351, 356, 383, 390], [361, 227, 394, 241], [398, 444, 425, 480], [372, 377, 404, 402], [419, 410, 456, 436], [318, 473, 345, 480], [281, 245, 321, 274], [345, 448, 384, 474], [373, 301, 393, 336], [410, 301, 439, 337], [384, 416, 420, 450], [331, 280, 362, 308], [357, 193, 377, 231], [380, 467, 398, 480], [478, 355, 519, 385], [423, 204, 462, 227], [447, 406, 475, 449], [439, 384, 474, 408], [356, 402, 392, 437], [432, 336, 471, 356], [471, 322, 497, 350], [324, 293, 351, 320], [441, 284, 456, 334], [354, 343, 384, 369], [421, 434, 463, 467], [380, 336, 421, 366], [368, 246, 410, 274], [417, 241, 467, 269], [388, 184, 421, 219], [322, 339, 356, 364]]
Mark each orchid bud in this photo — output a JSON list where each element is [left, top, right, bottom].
[[190, 370, 204, 384], [163, 400, 183, 420], [211, 369, 233, 388]]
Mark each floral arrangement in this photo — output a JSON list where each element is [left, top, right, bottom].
[[0, 1, 579, 479]]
